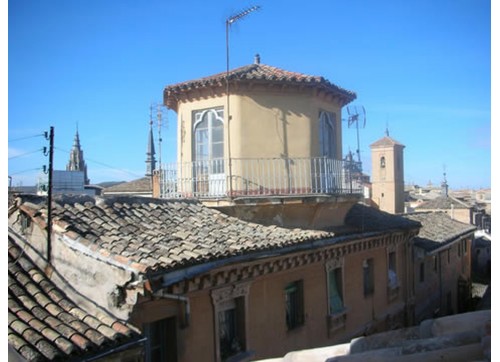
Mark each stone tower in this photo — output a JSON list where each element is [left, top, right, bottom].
[[66, 129, 90, 185], [370, 130, 405, 214]]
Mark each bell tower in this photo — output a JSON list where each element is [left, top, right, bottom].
[[370, 129, 405, 214]]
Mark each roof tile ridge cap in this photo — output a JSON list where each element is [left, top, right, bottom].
[[448, 195, 470, 207], [19, 203, 41, 218]]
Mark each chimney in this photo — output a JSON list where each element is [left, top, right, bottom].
[[254, 53, 261, 64]]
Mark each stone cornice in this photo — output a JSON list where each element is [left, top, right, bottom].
[[168, 230, 415, 294]]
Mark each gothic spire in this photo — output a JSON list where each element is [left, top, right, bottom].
[[145, 120, 156, 177], [66, 128, 90, 184]]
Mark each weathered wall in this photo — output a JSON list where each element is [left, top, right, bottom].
[[9, 209, 140, 320], [214, 195, 360, 229]]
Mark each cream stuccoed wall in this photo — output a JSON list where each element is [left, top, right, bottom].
[[175, 87, 343, 164]]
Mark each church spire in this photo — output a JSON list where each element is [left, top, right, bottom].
[[145, 117, 156, 177], [66, 128, 90, 184]]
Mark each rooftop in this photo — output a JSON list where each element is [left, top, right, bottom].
[[102, 177, 152, 194], [11, 195, 420, 279], [416, 195, 471, 210], [369, 135, 405, 148], [163, 61, 356, 110], [403, 212, 476, 251]]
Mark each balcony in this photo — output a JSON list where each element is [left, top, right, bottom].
[[155, 157, 364, 200]]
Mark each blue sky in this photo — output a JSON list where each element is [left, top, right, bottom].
[[7, 0, 491, 190]]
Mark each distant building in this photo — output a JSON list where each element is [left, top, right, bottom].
[[370, 131, 405, 214], [66, 129, 90, 185], [403, 212, 475, 323], [472, 231, 491, 282]]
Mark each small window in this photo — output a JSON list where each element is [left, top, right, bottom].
[[328, 268, 344, 315], [433, 256, 438, 273], [388, 252, 398, 289], [380, 156, 386, 168], [419, 262, 425, 283], [363, 259, 375, 296], [144, 317, 177, 362], [211, 283, 251, 362], [285, 280, 304, 330], [218, 298, 245, 361]]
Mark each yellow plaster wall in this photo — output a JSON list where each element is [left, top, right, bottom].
[[175, 89, 343, 164]]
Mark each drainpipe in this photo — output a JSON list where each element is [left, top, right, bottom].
[[154, 291, 190, 327]]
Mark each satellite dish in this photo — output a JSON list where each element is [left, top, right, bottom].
[[345, 105, 366, 164]]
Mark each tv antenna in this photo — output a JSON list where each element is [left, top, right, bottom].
[[150, 102, 168, 168], [345, 105, 366, 164]]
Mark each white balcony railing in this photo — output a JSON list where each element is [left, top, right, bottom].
[[156, 157, 363, 199]]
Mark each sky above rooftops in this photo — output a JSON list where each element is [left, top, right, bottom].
[[7, 0, 492, 190]]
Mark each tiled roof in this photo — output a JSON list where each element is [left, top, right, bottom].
[[13, 195, 336, 275], [103, 177, 152, 194], [403, 212, 476, 251], [164, 63, 356, 109], [344, 203, 421, 233], [369, 136, 404, 148], [416, 195, 471, 210], [8, 236, 141, 361]]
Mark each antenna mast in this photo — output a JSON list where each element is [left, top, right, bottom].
[[346, 105, 367, 165], [151, 102, 167, 170], [225, 5, 260, 197]]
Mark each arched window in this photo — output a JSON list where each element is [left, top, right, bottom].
[[193, 108, 224, 173], [319, 111, 336, 159], [380, 156, 386, 168]]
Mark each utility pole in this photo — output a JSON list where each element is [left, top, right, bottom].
[[45, 126, 54, 266]]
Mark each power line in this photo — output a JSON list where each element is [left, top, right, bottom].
[[8, 133, 45, 143], [9, 168, 42, 176], [54, 147, 143, 179], [8, 149, 44, 160]]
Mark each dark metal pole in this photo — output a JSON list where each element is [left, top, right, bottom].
[[47, 126, 54, 264]]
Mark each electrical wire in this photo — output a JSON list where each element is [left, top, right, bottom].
[[9, 168, 42, 176], [8, 149, 44, 160], [8, 133, 45, 143]]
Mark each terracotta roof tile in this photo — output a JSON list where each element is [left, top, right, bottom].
[[59, 195, 329, 269], [8, 235, 142, 360], [416, 195, 471, 210], [164, 63, 356, 110], [13, 195, 421, 280], [369, 135, 405, 148], [344, 203, 421, 232], [403, 212, 476, 251]]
